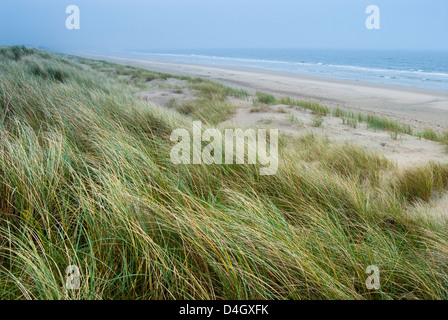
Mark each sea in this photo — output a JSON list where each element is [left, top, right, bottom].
[[111, 48, 448, 92]]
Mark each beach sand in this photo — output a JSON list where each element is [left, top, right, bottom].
[[78, 53, 448, 167], [79, 53, 448, 131]]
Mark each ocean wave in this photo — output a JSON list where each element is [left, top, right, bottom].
[[126, 51, 448, 78], [119, 50, 448, 91]]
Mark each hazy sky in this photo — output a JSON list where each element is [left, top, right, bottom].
[[1, 0, 447, 52]]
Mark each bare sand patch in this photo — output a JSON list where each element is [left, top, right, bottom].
[[222, 104, 448, 168], [79, 54, 448, 131], [135, 78, 196, 108], [136, 78, 252, 111], [146, 78, 189, 88]]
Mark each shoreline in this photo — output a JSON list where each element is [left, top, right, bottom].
[[76, 53, 448, 131]]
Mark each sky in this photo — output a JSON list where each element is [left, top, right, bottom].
[[0, 0, 447, 52]]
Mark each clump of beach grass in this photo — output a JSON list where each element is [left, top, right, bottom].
[[278, 97, 330, 116], [255, 91, 276, 105], [312, 116, 324, 127], [288, 114, 305, 127], [342, 117, 358, 129]]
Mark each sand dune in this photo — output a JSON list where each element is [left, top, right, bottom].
[[79, 53, 448, 131], [132, 78, 447, 168], [76, 53, 448, 167]]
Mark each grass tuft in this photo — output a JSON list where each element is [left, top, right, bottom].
[[255, 91, 276, 105]]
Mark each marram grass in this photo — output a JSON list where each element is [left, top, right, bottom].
[[0, 46, 448, 300]]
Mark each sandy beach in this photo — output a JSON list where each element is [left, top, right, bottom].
[[79, 53, 448, 131]]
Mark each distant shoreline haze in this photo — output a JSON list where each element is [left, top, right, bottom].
[[68, 48, 448, 92]]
